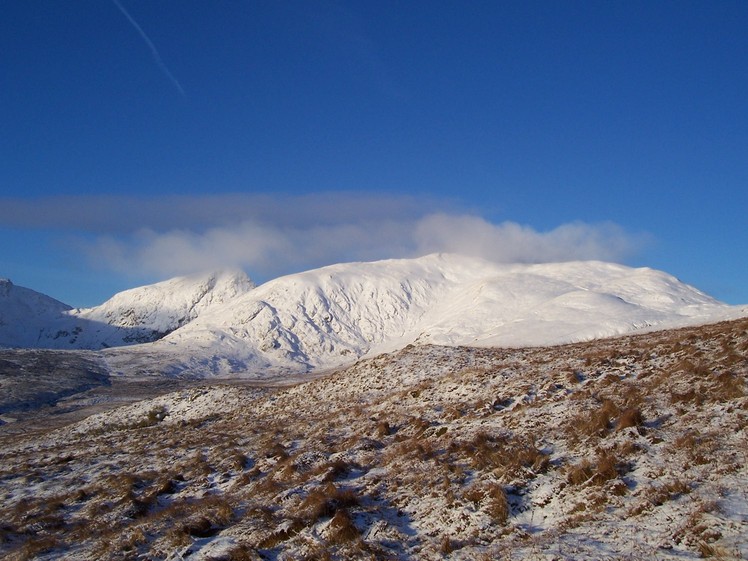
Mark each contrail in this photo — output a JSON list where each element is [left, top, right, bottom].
[[111, 0, 185, 95]]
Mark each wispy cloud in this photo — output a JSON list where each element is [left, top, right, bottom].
[[83, 219, 413, 281], [111, 0, 185, 95], [0, 193, 446, 232], [0, 193, 647, 283]]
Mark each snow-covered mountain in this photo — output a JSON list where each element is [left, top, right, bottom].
[[2, 254, 746, 376], [0, 278, 73, 348], [142, 254, 745, 376], [0, 270, 254, 350], [69, 269, 255, 347]]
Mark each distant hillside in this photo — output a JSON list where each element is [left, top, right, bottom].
[[2, 255, 746, 378], [137, 254, 747, 376], [0, 278, 73, 348], [0, 270, 255, 350]]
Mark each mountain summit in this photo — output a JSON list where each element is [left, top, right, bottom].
[[72, 269, 255, 346], [0, 278, 73, 348]]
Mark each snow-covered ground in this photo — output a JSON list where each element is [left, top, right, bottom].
[[1, 316, 746, 560]]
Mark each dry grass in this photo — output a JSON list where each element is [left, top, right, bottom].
[[571, 399, 621, 439], [648, 479, 691, 506], [566, 450, 621, 487], [616, 407, 644, 430], [12, 536, 61, 561], [299, 483, 361, 522], [327, 508, 360, 544], [455, 431, 548, 481], [463, 481, 509, 524]]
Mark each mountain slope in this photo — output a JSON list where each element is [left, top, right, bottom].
[[3, 316, 746, 560], [3, 255, 745, 375], [142, 254, 745, 376], [0, 270, 255, 350], [0, 278, 73, 348], [68, 269, 255, 347]]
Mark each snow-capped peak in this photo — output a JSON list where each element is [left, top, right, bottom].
[[0, 269, 255, 350], [0, 279, 73, 348], [72, 269, 254, 333]]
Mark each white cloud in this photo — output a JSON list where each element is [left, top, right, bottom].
[[0, 193, 446, 232], [414, 214, 642, 264], [2, 193, 645, 282], [81, 212, 645, 283]]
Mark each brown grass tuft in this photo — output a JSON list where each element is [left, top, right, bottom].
[[327, 508, 360, 544], [713, 372, 745, 401], [616, 407, 644, 430], [440, 535, 455, 554], [567, 450, 620, 486], [300, 483, 360, 522], [463, 481, 510, 525], [647, 479, 691, 506], [571, 399, 620, 439], [376, 421, 392, 437]]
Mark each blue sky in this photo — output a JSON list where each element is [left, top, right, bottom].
[[1, 1, 747, 307]]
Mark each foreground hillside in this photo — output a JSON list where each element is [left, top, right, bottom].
[[1, 317, 747, 560]]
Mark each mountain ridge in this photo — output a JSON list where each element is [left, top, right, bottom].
[[2, 254, 746, 377], [0, 270, 255, 350]]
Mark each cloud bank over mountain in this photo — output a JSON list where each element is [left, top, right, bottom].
[[0, 193, 647, 282]]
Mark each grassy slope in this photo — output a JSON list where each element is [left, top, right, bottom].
[[1, 318, 747, 560]]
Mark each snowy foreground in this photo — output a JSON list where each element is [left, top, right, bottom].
[[1, 317, 747, 560]]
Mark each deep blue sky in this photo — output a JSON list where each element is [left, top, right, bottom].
[[1, 1, 747, 307]]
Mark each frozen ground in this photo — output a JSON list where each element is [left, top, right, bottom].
[[1, 317, 746, 560]]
